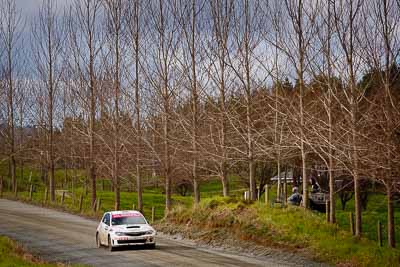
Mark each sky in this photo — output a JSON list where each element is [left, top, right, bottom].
[[13, 0, 73, 59], [16, 0, 71, 17]]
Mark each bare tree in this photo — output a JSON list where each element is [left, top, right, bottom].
[[332, 0, 365, 237], [309, 0, 338, 223], [174, 0, 205, 204], [276, 0, 320, 208], [126, 0, 144, 212], [32, 0, 64, 202], [104, 0, 125, 210], [68, 0, 103, 210], [228, 0, 264, 201], [0, 0, 23, 194], [363, 0, 400, 247], [207, 0, 235, 197], [144, 0, 181, 211]]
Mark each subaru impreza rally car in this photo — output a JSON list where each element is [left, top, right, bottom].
[[96, 210, 156, 251]]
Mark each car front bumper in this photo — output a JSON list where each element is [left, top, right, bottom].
[[110, 234, 156, 246]]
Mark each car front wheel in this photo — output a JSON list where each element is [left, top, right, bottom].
[[96, 233, 100, 248], [96, 233, 103, 248], [108, 235, 114, 252]]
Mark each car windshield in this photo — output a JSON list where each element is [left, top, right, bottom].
[[111, 213, 147, 225]]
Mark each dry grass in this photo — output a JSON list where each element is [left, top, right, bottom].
[[158, 196, 400, 267]]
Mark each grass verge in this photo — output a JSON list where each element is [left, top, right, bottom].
[[1, 188, 192, 222], [157, 196, 400, 267], [0, 235, 79, 267]]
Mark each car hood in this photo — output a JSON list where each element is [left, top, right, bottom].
[[110, 224, 155, 232]]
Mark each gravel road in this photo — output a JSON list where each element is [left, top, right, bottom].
[[0, 199, 327, 267]]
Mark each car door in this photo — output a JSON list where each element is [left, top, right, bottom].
[[100, 213, 110, 244]]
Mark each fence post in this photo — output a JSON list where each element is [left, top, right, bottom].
[[350, 212, 355, 235], [79, 194, 83, 212], [92, 199, 97, 211], [265, 185, 269, 205], [377, 221, 382, 247], [151, 206, 155, 223], [29, 184, 34, 201], [132, 203, 136, 210], [244, 191, 249, 201], [44, 188, 48, 204], [326, 201, 330, 223], [0, 176, 3, 198], [84, 179, 87, 196], [71, 179, 75, 206], [61, 191, 65, 206], [96, 198, 101, 212], [14, 180, 18, 198]]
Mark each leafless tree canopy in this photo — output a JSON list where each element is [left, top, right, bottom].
[[1, 0, 400, 244]]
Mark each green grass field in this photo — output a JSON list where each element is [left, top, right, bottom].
[[0, 235, 80, 267], [160, 197, 400, 266], [259, 184, 400, 247], [1, 164, 399, 248]]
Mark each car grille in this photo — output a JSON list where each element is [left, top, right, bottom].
[[118, 239, 146, 244], [125, 231, 146, 237]]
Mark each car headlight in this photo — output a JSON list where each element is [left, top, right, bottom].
[[145, 230, 155, 235], [115, 232, 125, 236]]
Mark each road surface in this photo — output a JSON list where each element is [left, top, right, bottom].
[[0, 199, 325, 266]]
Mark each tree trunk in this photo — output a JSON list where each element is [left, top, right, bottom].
[[277, 160, 281, 200], [352, 101, 361, 237], [353, 170, 362, 237], [133, 0, 142, 213], [49, 102, 55, 202], [193, 160, 200, 204], [89, 78, 96, 209], [249, 159, 256, 200], [7, 43, 16, 195], [301, 144, 308, 208], [221, 163, 229, 197], [387, 184, 395, 248], [329, 157, 336, 223], [191, 0, 200, 205], [164, 99, 171, 211], [47, 3, 56, 203]]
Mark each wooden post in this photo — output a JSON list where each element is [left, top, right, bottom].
[[151, 206, 155, 223], [92, 199, 97, 211], [79, 194, 83, 212], [26, 172, 32, 200], [244, 191, 249, 200], [326, 201, 330, 223], [132, 203, 136, 210], [96, 198, 101, 212], [29, 184, 33, 201], [61, 191, 65, 206], [0, 176, 3, 198], [265, 185, 269, 205], [377, 221, 382, 247], [71, 179, 75, 206], [350, 212, 355, 235], [14, 180, 18, 198], [44, 188, 48, 204], [84, 178, 88, 196]]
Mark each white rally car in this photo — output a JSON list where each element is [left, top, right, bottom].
[[96, 210, 156, 251]]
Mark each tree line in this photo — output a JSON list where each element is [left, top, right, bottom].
[[0, 0, 399, 247]]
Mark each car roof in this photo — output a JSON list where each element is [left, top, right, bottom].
[[108, 210, 143, 215]]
